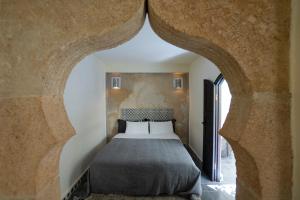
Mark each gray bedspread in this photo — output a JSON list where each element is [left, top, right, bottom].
[[89, 138, 202, 198]]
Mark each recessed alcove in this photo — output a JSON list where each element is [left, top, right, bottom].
[[61, 16, 237, 200]]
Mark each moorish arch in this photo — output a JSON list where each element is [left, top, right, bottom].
[[0, 1, 292, 200]]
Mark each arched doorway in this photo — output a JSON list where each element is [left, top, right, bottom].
[[202, 74, 235, 183], [0, 1, 292, 200]]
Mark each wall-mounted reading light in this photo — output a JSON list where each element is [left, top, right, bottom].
[[173, 77, 183, 89], [111, 77, 121, 89]]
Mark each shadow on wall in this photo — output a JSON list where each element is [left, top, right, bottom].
[[60, 54, 107, 198]]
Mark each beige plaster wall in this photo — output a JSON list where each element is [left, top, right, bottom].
[[189, 56, 220, 160], [0, 1, 293, 199], [148, 1, 292, 199], [106, 73, 189, 143], [291, 0, 300, 199], [0, 1, 146, 199]]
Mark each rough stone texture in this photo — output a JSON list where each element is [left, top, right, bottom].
[[0, 0, 146, 200], [0, 0, 292, 200], [106, 73, 189, 143], [148, 1, 292, 200], [291, 0, 300, 199]]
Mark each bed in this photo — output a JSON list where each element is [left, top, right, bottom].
[[88, 108, 202, 199]]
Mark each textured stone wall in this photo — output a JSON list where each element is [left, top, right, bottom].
[[0, 0, 292, 200], [106, 73, 189, 143], [148, 1, 292, 199], [0, 1, 146, 200], [291, 0, 300, 199]]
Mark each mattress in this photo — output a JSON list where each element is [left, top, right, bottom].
[[89, 133, 202, 198]]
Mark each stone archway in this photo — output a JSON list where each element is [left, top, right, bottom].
[[0, 1, 292, 200], [148, 1, 292, 199]]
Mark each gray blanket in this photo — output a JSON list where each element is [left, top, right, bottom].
[[89, 138, 202, 198]]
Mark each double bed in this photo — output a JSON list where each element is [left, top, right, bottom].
[[88, 109, 202, 199]]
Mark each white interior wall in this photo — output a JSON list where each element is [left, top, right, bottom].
[[103, 61, 190, 73], [291, 0, 300, 199], [60, 54, 107, 198], [189, 56, 221, 160]]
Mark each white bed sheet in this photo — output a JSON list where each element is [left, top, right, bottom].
[[113, 133, 181, 141]]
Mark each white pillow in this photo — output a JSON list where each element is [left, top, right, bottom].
[[149, 121, 174, 134], [125, 121, 149, 134]]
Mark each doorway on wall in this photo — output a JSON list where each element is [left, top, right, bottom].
[[214, 74, 236, 185], [202, 74, 236, 186]]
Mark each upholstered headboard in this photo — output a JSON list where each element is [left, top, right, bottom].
[[120, 108, 174, 121]]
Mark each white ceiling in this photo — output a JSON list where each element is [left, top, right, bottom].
[[94, 17, 198, 66]]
